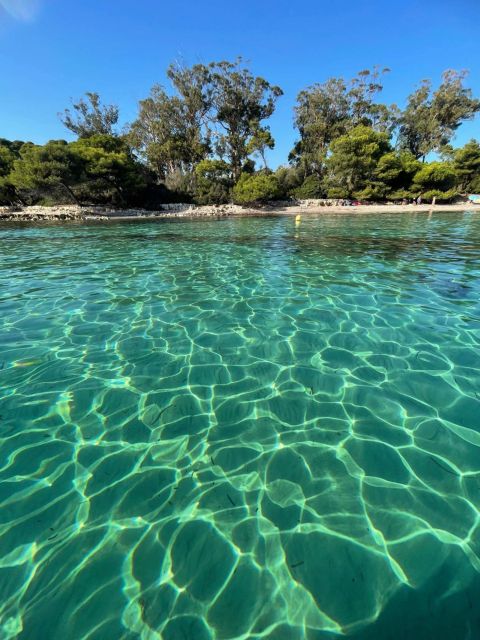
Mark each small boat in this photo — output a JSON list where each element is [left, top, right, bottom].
[[468, 194, 480, 204]]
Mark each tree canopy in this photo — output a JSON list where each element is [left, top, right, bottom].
[[0, 61, 478, 208], [398, 70, 480, 160], [60, 92, 120, 138]]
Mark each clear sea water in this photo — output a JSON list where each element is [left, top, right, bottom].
[[1, 212, 480, 640]]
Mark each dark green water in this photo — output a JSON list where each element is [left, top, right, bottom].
[[1, 212, 480, 639]]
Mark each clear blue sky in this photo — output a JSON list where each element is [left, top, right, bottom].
[[1, 0, 479, 167]]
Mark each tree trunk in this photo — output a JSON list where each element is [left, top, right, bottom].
[[61, 183, 80, 205], [12, 187, 26, 206], [261, 149, 268, 170]]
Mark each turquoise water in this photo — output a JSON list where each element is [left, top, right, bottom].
[[0, 212, 480, 640]]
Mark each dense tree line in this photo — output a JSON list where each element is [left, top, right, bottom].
[[1, 61, 479, 207]]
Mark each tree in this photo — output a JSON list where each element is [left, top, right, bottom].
[[60, 92, 119, 138], [72, 135, 145, 205], [274, 165, 303, 198], [293, 174, 324, 199], [128, 58, 282, 192], [290, 77, 351, 177], [399, 71, 480, 160], [0, 141, 17, 204], [194, 159, 233, 204], [324, 125, 391, 197], [348, 67, 399, 132], [413, 161, 457, 190], [207, 58, 283, 180], [374, 151, 421, 196], [452, 140, 480, 192], [232, 172, 280, 204], [128, 84, 208, 181], [10, 140, 84, 203], [166, 60, 213, 153], [246, 125, 275, 169], [290, 68, 398, 177]]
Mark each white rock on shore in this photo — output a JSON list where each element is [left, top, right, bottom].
[[0, 200, 477, 221]]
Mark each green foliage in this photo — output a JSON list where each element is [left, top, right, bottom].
[[274, 165, 302, 198], [72, 135, 146, 205], [206, 58, 283, 179], [290, 68, 398, 176], [413, 161, 457, 192], [354, 182, 387, 201], [60, 92, 119, 138], [326, 186, 349, 199], [421, 189, 458, 203], [129, 58, 282, 184], [164, 169, 195, 201], [469, 175, 480, 193], [325, 125, 391, 196], [452, 139, 480, 192], [246, 126, 275, 169], [399, 71, 480, 159], [375, 151, 420, 184], [232, 172, 280, 204], [128, 84, 208, 180], [2, 62, 479, 209], [291, 66, 479, 197], [373, 151, 421, 197], [0, 144, 15, 177], [293, 174, 324, 199], [194, 159, 233, 204], [389, 189, 414, 201], [10, 140, 84, 203], [8, 136, 145, 206], [0, 142, 18, 204]]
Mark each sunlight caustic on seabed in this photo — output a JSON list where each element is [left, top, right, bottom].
[[0, 212, 479, 639]]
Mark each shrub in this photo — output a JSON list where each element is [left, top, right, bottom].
[[469, 175, 480, 192], [275, 166, 302, 198], [194, 160, 233, 205], [232, 173, 280, 205], [413, 162, 457, 191], [421, 189, 458, 203], [293, 174, 324, 199], [326, 186, 349, 199], [389, 189, 414, 201], [354, 182, 387, 201]]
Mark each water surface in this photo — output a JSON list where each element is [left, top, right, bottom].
[[1, 212, 480, 639]]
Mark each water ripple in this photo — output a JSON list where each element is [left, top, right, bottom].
[[0, 212, 479, 639]]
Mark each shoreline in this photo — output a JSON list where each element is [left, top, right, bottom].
[[0, 202, 478, 222]]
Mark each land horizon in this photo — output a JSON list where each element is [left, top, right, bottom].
[[1, 199, 479, 223]]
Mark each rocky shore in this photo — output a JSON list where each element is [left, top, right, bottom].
[[0, 200, 478, 222], [0, 203, 246, 221]]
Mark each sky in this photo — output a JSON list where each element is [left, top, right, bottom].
[[0, 0, 479, 167]]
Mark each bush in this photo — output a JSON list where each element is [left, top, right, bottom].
[[413, 162, 457, 191], [469, 175, 480, 193], [194, 159, 233, 205], [421, 189, 458, 203], [354, 182, 387, 201], [233, 173, 280, 205], [326, 186, 349, 199], [275, 166, 302, 198], [293, 174, 324, 199], [389, 189, 414, 201]]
